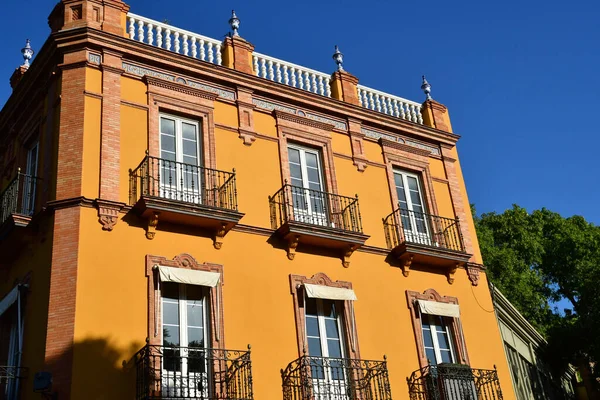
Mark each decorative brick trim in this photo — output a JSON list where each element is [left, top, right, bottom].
[[44, 207, 81, 398], [289, 273, 361, 359], [145, 253, 225, 348], [406, 288, 470, 368], [274, 111, 338, 194], [347, 118, 368, 172], [95, 199, 125, 231], [236, 86, 256, 145], [466, 262, 484, 286], [380, 139, 439, 217], [146, 79, 217, 170]]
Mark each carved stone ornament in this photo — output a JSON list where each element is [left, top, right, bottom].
[[402, 256, 413, 277], [466, 263, 483, 286], [214, 223, 227, 250], [342, 244, 359, 268], [287, 235, 300, 260], [447, 263, 459, 285], [146, 212, 159, 240], [96, 200, 125, 231]]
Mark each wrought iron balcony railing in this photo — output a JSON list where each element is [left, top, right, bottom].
[[383, 208, 465, 252], [407, 364, 503, 400], [270, 184, 363, 234], [0, 171, 38, 226], [0, 365, 27, 400], [281, 355, 392, 400], [129, 155, 238, 211], [134, 345, 253, 400]]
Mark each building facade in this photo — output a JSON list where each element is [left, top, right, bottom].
[[1, 1, 515, 399]]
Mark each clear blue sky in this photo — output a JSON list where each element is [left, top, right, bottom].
[[1, 0, 599, 224]]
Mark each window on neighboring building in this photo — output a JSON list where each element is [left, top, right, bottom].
[[287, 144, 327, 226], [421, 314, 456, 365], [159, 114, 202, 203], [393, 170, 430, 244]]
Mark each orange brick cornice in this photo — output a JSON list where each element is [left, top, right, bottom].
[[289, 273, 361, 360], [145, 253, 225, 348], [406, 288, 470, 368]]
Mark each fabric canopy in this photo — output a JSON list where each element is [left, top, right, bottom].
[[418, 300, 460, 318], [158, 266, 220, 287], [0, 286, 19, 317], [304, 284, 357, 301]]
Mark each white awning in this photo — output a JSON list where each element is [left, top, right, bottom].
[[418, 300, 460, 318], [158, 266, 220, 287], [0, 286, 19, 317], [304, 284, 357, 301]]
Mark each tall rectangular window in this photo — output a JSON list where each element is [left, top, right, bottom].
[[22, 142, 38, 215], [421, 314, 456, 365], [159, 114, 202, 203], [287, 145, 327, 225], [394, 170, 430, 244]]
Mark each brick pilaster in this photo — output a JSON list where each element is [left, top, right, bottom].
[[421, 99, 453, 132], [48, 0, 130, 36], [221, 36, 255, 75], [330, 71, 359, 106]]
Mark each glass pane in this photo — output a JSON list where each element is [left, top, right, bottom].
[[162, 283, 179, 300], [306, 316, 320, 337], [322, 301, 336, 318], [308, 337, 322, 357], [422, 326, 434, 348], [160, 133, 176, 153], [187, 285, 204, 301], [160, 117, 175, 135], [407, 176, 419, 191], [437, 331, 451, 350], [410, 190, 423, 206], [163, 326, 180, 346], [163, 302, 179, 325], [440, 349, 453, 364], [183, 155, 198, 166], [307, 167, 320, 186], [182, 122, 197, 140], [396, 187, 408, 205], [290, 163, 303, 180], [325, 319, 340, 339], [305, 298, 318, 316], [182, 138, 197, 156], [188, 327, 205, 348], [305, 152, 318, 168], [394, 173, 404, 189], [187, 302, 204, 327], [288, 147, 300, 164], [425, 348, 437, 365], [327, 339, 342, 358]]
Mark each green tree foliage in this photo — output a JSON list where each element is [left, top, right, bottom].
[[473, 205, 600, 374]]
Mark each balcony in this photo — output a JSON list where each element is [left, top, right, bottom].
[[281, 355, 392, 400], [383, 208, 471, 281], [407, 364, 503, 400], [269, 184, 369, 267], [129, 155, 244, 247], [134, 344, 253, 400], [0, 365, 27, 400], [0, 171, 38, 242]]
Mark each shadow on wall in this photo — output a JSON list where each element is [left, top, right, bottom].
[[42, 337, 144, 399]]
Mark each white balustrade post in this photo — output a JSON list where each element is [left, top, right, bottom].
[[174, 32, 180, 53], [410, 104, 418, 122], [216, 43, 222, 65], [283, 65, 289, 85], [267, 60, 274, 80], [191, 37, 197, 58], [165, 29, 172, 50], [318, 76, 324, 96], [325, 77, 331, 97], [290, 67, 297, 87], [182, 34, 188, 56], [304, 72, 310, 92], [207, 42, 214, 63], [399, 102, 407, 119], [357, 89, 363, 106], [368, 92, 375, 110], [156, 26, 163, 48], [392, 99, 400, 117], [417, 109, 423, 124], [199, 39, 205, 60], [253, 56, 259, 76], [275, 62, 282, 83], [147, 24, 154, 45], [298, 71, 304, 90], [137, 20, 144, 42], [128, 17, 136, 39], [375, 94, 382, 112], [260, 59, 267, 78], [382, 96, 388, 114], [311, 73, 317, 93]]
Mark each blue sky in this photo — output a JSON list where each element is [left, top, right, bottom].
[[1, 0, 599, 225]]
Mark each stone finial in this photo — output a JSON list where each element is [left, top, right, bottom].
[[229, 10, 240, 37], [21, 39, 34, 69], [332, 45, 344, 72], [421, 75, 432, 100]]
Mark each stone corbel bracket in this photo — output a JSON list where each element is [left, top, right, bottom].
[[236, 86, 257, 145], [465, 262, 485, 286], [95, 199, 125, 231]]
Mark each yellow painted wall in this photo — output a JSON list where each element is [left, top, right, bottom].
[[64, 72, 513, 400]]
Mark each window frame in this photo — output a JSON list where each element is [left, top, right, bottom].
[[406, 288, 469, 368], [146, 253, 225, 349], [159, 113, 203, 167], [421, 313, 457, 365], [290, 273, 360, 360]]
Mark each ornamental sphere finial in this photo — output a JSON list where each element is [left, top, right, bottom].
[[229, 10, 240, 37], [332, 45, 344, 72], [421, 75, 432, 100], [21, 39, 34, 68]]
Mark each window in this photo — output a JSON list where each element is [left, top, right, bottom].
[[394, 170, 430, 244], [161, 282, 209, 398], [287, 144, 328, 225], [421, 314, 456, 365], [159, 114, 202, 203], [22, 142, 38, 215]]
